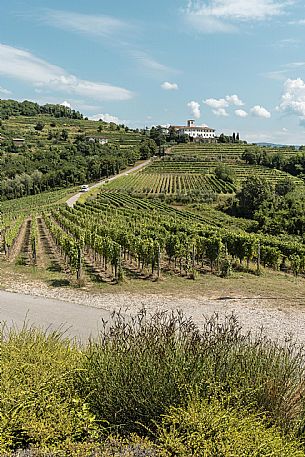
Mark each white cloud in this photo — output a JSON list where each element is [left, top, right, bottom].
[[263, 62, 305, 81], [204, 97, 228, 109], [41, 10, 128, 38], [40, 10, 174, 77], [185, 14, 237, 33], [289, 19, 305, 25], [204, 94, 244, 116], [204, 94, 244, 109], [0, 43, 133, 101], [274, 38, 301, 48], [61, 100, 71, 109], [89, 113, 125, 124], [184, 0, 291, 33], [278, 78, 305, 124], [285, 62, 305, 68], [213, 108, 229, 116], [0, 86, 12, 95], [225, 94, 244, 106], [263, 69, 289, 81], [130, 50, 175, 75], [187, 100, 201, 119], [250, 105, 271, 118], [161, 81, 178, 90], [235, 109, 248, 117]]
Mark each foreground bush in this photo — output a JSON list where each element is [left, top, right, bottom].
[[79, 310, 305, 436], [0, 326, 97, 452], [79, 310, 204, 434], [157, 396, 305, 456], [2, 311, 305, 455]]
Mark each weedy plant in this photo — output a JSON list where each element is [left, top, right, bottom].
[[78, 310, 203, 434], [2, 311, 305, 455], [79, 310, 305, 437]]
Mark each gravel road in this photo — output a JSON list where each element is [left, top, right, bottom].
[[1, 283, 305, 345], [66, 159, 151, 207], [0, 290, 114, 341]]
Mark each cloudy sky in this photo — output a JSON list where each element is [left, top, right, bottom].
[[1, 0, 305, 143]]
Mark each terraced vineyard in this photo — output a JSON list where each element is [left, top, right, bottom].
[[2, 191, 305, 284], [147, 160, 303, 184], [104, 143, 304, 196], [105, 171, 236, 194], [3, 115, 144, 149], [170, 143, 299, 160]]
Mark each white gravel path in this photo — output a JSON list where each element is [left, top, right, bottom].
[[2, 279, 305, 344]]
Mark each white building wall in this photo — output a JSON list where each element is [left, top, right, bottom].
[[178, 128, 215, 139]]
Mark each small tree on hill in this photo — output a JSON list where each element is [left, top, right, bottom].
[[215, 164, 236, 184], [61, 129, 69, 141], [237, 175, 273, 218], [34, 121, 45, 131], [275, 177, 296, 196], [150, 126, 166, 146], [139, 139, 157, 159]]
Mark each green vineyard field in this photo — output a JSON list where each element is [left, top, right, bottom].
[[105, 171, 236, 194], [104, 143, 304, 196]]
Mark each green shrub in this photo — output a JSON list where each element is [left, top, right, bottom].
[[157, 396, 305, 456], [0, 326, 97, 453], [3, 311, 305, 454], [220, 258, 232, 277]]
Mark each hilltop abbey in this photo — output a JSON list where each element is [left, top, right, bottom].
[[172, 120, 216, 143]]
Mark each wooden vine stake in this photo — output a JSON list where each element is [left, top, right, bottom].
[[32, 238, 37, 264], [256, 241, 261, 275], [157, 243, 161, 280], [77, 247, 83, 281]]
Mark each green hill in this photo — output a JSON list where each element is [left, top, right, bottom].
[[0, 100, 146, 201]]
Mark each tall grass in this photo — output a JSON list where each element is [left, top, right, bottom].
[[2, 310, 305, 454], [79, 311, 305, 436], [79, 310, 204, 433]]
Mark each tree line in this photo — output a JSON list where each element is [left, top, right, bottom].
[[242, 147, 305, 179], [0, 99, 83, 120], [228, 174, 305, 236], [0, 137, 157, 201]]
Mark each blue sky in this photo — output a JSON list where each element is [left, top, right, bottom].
[[1, 1, 305, 144]]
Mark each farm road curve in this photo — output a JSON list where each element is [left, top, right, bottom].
[[2, 284, 305, 345], [66, 159, 151, 207], [0, 290, 114, 341]]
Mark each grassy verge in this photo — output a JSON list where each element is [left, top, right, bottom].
[[2, 311, 305, 455], [1, 258, 305, 306]]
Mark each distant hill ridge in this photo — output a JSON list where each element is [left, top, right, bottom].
[[0, 99, 83, 120], [255, 142, 301, 149]]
